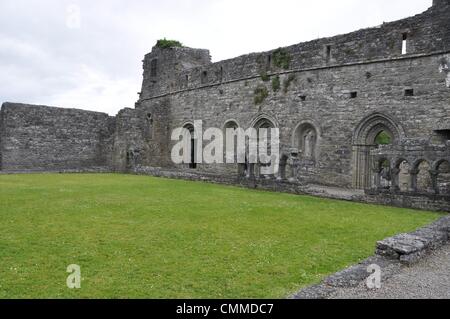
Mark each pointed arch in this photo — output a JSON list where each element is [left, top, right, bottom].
[[352, 112, 405, 189]]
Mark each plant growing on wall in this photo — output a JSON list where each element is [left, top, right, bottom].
[[254, 85, 269, 105], [272, 76, 281, 92], [259, 70, 270, 82], [156, 38, 184, 49], [272, 48, 291, 70]]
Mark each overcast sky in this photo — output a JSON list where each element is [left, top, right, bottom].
[[0, 0, 432, 115]]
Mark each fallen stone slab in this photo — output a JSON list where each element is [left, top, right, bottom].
[[292, 216, 450, 299]]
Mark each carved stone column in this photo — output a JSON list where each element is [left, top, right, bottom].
[[409, 169, 419, 193], [429, 170, 440, 195], [390, 168, 401, 193]]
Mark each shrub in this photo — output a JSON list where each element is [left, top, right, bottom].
[[272, 48, 291, 70], [254, 85, 269, 105], [259, 70, 270, 82], [156, 38, 183, 49], [272, 76, 281, 92]]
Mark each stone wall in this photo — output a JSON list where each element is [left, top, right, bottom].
[[130, 3, 450, 190], [0, 103, 115, 172]]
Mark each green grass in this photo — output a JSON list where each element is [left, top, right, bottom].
[[0, 174, 442, 299]]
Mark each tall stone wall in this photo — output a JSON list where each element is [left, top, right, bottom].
[[0, 103, 115, 172], [136, 53, 450, 188], [139, 3, 450, 100], [128, 2, 450, 189]]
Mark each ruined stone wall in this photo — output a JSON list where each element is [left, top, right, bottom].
[[0, 103, 115, 172], [137, 52, 450, 188], [131, 2, 450, 189], [139, 3, 450, 99]]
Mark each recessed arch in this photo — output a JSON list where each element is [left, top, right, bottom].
[[353, 112, 405, 146], [292, 121, 320, 161], [249, 113, 279, 130], [249, 114, 278, 177], [436, 159, 450, 194], [352, 112, 405, 189], [182, 122, 197, 169]]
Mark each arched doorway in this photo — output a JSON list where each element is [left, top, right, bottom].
[[223, 120, 244, 175], [352, 113, 404, 189], [183, 123, 197, 169], [251, 116, 278, 178]]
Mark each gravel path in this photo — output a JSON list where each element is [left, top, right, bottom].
[[330, 245, 450, 299]]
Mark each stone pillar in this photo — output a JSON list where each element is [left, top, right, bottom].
[[429, 170, 440, 195], [278, 162, 286, 181], [372, 168, 382, 190], [390, 168, 400, 193], [409, 169, 419, 193], [248, 163, 255, 179]]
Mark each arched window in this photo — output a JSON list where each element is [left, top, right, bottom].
[[374, 130, 393, 146]]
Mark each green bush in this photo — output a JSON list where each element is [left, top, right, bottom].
[[156, 38, 183, 49], [254, 85, 269, 105], [272, 48, 291, 70], [272, 76, 281, 92], [259, 70, 270, 82]]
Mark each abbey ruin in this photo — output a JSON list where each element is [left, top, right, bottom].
[[1, 0, 449, 211]]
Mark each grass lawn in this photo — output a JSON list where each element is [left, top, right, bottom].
[[0, 174, 442, 299]]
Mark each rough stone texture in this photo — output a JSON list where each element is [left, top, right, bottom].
[[1, 2, 449, 211], [292, 216, 450, 299], [330, 244, 450, 299], [0, 103, 115, 172]]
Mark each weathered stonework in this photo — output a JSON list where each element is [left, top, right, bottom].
[[0, 103, 115, 172], [0, 2, 449, 211], [292, 215, 450, 299]]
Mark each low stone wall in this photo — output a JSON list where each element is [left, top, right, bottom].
[[292, 216, 450, 299], [133, 166, 450, 212], [365, 190, 450, 213]]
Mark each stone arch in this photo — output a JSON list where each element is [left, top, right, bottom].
[[353, 112, 405, 145], [352, 112, 405, 189], [223, 119, 243, 175], [393, 158, 411, 192], [415, 159, 432, 193], [250, 114, 278, 178], [292, 121, 320, 161], [249, 113, 279, 129], [182, 122, 197, 169]]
